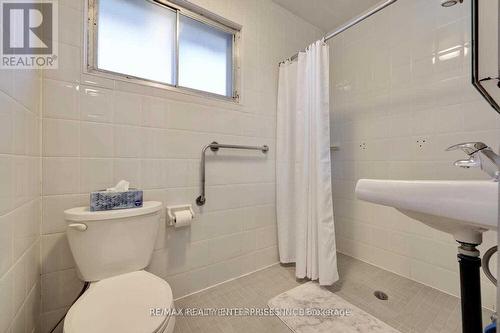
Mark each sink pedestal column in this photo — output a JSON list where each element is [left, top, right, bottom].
[[457, 242, 482, 333]]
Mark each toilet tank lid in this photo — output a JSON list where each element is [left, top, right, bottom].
[[64, 201, 163, 222]]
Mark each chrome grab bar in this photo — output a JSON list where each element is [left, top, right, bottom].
[[196, 142, 269, 206]]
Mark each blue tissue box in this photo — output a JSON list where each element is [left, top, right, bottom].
[[90, 189, 143, 211]]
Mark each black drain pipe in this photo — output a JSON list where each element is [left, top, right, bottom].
[[457, 243, 482, 333]]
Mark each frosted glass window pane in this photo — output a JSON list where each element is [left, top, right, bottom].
[[179, 15, 233, 96], [97, 0, 176, 84]]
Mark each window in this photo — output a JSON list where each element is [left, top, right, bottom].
[[88, 0, 240, 100], [179, 15, 233, 96], [97, 0, 177, 84]]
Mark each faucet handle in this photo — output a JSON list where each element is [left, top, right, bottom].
[[446, 142, 488, 155]]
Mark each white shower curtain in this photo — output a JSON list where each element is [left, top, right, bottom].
[[276, 40, 338, 285]]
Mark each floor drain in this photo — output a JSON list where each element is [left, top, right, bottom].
[[374, 291, 388, 300]]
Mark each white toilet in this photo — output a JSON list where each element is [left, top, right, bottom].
[[63, 201, 175, 333]]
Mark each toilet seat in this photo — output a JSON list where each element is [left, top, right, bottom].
[[64, 271, 174, 333]]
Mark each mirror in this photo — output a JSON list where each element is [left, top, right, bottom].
[[472, 0, 500, 114]]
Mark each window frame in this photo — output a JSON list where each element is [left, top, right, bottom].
[[86, 0, 241, 102]]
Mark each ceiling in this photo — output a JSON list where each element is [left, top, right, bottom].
[[273, 0, 382, 33]]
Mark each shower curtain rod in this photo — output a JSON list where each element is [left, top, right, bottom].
[[283, 0, 398, 63]]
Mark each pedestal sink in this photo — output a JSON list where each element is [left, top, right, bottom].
[[355, 179, 498, 244], [355, 178, 499, 333]]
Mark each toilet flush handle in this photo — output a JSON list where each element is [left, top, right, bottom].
[[68, 223, 88, 231]]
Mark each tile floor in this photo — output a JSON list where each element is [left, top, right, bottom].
[[173, 253, 493, 333]]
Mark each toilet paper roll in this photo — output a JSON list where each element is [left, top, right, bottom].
[[173, 210, 192, 228]]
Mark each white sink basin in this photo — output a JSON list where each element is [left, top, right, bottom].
[[355, 179, 499, 244]]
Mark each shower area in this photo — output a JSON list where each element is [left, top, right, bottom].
[[226, 0, 499, 332]]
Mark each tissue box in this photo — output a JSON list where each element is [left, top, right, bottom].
[[90, 189, 143, 211]]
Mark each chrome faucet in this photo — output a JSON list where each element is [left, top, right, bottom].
[[446, 142, 500, 181]]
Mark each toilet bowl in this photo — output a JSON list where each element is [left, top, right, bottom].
[[63, 201, 175, 333]]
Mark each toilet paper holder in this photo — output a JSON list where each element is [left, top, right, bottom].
[[166, 204, 195, 226]]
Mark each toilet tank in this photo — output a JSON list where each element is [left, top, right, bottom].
[[64, 201, 163, 282]]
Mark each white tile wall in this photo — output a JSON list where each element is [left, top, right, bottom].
[[0, 68, 41, 332], [39, 0, 322, 331], [329, 0, 500, 310]]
